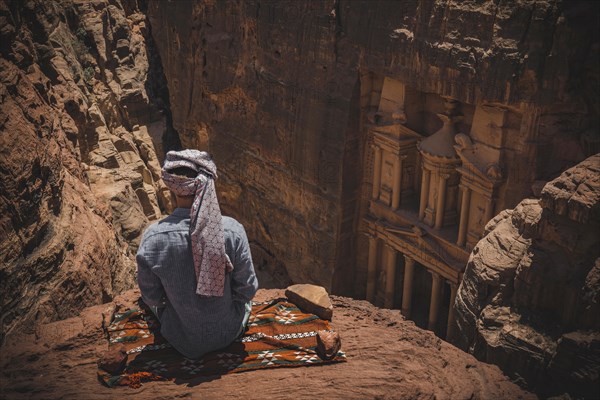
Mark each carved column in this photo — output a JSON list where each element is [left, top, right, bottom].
[[434, 174, 449, 229], [457, 186, 471, 246], [446, 282, 459, 340], [372, 146, 382, 200], [401, 255, 415, 317], [427, 272, 443, 331], [391, 156, 403, 210], [366, 234, 379, 302], [484, 197, 495, 225], [419, 169, 431, 220], [384, 245, 397, 309]]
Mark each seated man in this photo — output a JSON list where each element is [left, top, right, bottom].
[[136, 149, 258, 359]]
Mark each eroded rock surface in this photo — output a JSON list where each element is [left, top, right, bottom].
[[148, 0, 599, 296], [0, 0, 175, 343], [453, 154, 600, 398], [540, 154, 600, 224], [0, 288, 534, 400]]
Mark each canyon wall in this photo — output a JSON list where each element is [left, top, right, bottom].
[[1, 0, 598, 396], [453, 154, 600, 398], [0, 0, 175, 343], [148, 0, 599, 295]]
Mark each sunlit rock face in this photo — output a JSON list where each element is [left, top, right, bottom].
[[0, 0, 176, 342], [453, 154, 600, 398], [148, 0, 598, 297]]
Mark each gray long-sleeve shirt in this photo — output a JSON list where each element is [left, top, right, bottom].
[[136, 208, 258, 358]]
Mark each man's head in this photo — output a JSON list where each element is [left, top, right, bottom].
[[167, 167, 197, 207], [161, 150, 216, 209]]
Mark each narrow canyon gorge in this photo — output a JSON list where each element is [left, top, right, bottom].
[[1, 0, 598, 399]]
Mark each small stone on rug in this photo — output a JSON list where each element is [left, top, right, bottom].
[[285, 284, 333, 320], [316, 330, 341, 360]]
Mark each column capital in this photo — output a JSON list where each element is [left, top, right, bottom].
[[365, 230, 378, 240], [403, 254, 415, 266], [439, 172, 451, 180], [384, 243, 396, 252], [429, 270, 441, 280]]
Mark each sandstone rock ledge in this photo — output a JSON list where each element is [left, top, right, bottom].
[[0, 289, 533, 400]]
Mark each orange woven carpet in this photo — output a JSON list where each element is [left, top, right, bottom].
[[98, 298, 347, 387]]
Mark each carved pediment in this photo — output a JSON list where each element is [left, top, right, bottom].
[[385, 223, 425, 238], [454, 133, 503, 187]]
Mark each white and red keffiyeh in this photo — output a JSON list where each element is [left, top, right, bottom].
[[161, 149, 233, 297]]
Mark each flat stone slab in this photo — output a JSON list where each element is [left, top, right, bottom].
[[285, 284, 333, 320]]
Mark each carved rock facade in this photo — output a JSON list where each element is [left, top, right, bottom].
[[148, 1, 598, 340]]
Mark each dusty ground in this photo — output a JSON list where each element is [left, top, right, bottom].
[[0, 289, 534, 400]]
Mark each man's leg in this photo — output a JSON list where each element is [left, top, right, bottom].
[[236, 301, 252, 337]]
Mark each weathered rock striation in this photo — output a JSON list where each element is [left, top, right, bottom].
[[0, 288, 535, 400], [148, 0, 599, 296], [453, 154, 600, 398], [0, 0, 175, 343]]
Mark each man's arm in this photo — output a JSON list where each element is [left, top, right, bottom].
[[231, 225, 259, 303], [136, 236, 166, 316]]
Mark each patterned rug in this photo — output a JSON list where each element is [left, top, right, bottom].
[[98, 298, 347, 387]]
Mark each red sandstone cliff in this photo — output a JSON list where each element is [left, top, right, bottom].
[[453, 154, 600, 398], [0, 0, 175, 342]]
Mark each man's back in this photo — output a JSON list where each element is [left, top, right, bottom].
[[137, 209, 258, 359]]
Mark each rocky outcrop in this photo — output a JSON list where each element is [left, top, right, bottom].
[[452, 154, 600, 398], [148, 0, 599, 295], [0, 288, 534, 399], [540, 155, 600, 225], [0, 0, 176, 343]]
